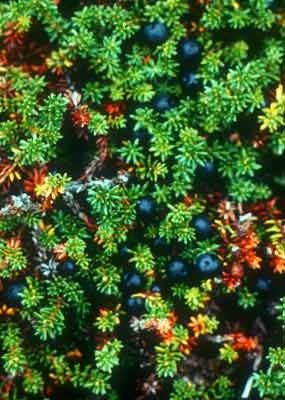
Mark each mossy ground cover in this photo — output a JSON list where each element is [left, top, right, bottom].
[[0, 1, 285, 399]]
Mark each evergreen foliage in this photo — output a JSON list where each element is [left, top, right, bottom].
[[0, 0, 284, 399]]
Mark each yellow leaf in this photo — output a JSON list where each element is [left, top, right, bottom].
[[9, 172, 14, 182], [276, 84, 284, 103], [14, 171, 21, 180]]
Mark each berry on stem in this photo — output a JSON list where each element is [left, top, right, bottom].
[[152, 236, 168, 255], [119, 244, 131, 263], [181, 71, 200, 94], [58, 260, 76, 275], [127, 296, 145, 315], [178, 38, 201, 64], [254, 277, 272, 293], [151, 284, 161, 293], [5, 283, 25, 306], [123, 271, 143, 293], [194, 252, 221, 276], [152, 93, 174, 113], [166, 258, 189, 280], [137, 197, 156, 220], [192, 214, 213, 240], [142, 22, 169, 45], [196, 160, 217, 180]]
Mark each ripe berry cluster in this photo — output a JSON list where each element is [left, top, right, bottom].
[[0, 1, 284, 400], [143, 22, 201, 112]]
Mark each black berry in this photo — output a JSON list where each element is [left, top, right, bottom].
[[127, 296, 145, 315], [123, 271, 143, 293], [153, 93, 174, 113], [58, 260, 76, 275], [181, 71, 200, 94], [254, 277, 272, 293], [166, 258, 189, 280], [152, 236, 169, 255], [192, 214, 213, 240], [178, 38, 201, 64], [196, 160, 217, 180], [194, 252, 221, 276], [119, 244, 130, 262], [151, 284, 161, 293], [5, 283, 25, 306], [137, 197, 156, 220], [142, 22, 169, 45]]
